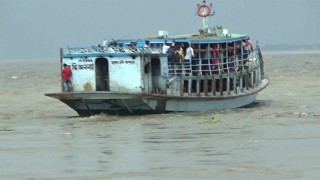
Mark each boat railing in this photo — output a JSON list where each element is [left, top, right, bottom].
[[167, 48, 260, 77], [161, 47, 265, 97], [63, 45, 166, 56], [64, 45, 141, 55]]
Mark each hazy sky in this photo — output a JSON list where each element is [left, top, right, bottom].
[[1, 0, 319, 60]]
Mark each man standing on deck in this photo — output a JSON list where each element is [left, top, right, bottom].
[[184, 43, 194, 64], [162, 40, 171, 53], [62, 63, 72, 92]]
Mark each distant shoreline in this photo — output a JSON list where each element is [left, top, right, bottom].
[[0, 57, 58, 62], [263, 49, 320, 55], [1, 49, 320, 61]]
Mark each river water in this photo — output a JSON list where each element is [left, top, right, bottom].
[[0, 51, 320, 179]]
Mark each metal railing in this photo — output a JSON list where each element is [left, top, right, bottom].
[[167, 48, 260, 77]]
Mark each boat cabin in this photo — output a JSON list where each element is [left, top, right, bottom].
[[61, 32, 263, 97]]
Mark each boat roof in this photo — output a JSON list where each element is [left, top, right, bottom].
[[62, 46, 163, 58], [117, 32, 249, 44], [62, 32, 249, 58], [162, 33, 248, 42]]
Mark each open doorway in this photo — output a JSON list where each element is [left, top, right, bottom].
[[95, 58, 109, 91], [151, 57, 161, 90]]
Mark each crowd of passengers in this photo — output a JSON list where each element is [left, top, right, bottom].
[[99, 38, 253, 75], [155, 39, 254, 75]]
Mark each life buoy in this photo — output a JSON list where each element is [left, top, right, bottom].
[[197, 3, 212, 17]]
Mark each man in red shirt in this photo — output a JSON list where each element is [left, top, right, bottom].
[[62, 63, 72, 92]]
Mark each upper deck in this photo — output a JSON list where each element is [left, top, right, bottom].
[[62, 46, 162, 58], [63, 31, 249, 58]]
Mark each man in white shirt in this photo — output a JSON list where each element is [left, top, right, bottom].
[[184, 43, 194, 62], [183, 43, 194, 73], [102, 39, 108, 47], [162, 40, 171, 53]]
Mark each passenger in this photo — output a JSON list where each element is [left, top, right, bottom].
[[162, 40, 171, 53], [211, 46, 219, 73], [234, 41, 242, 71], [191, 44, 200, 75], [144, 40, 150, 47], [129, 41, 137, 47], [118, 44, 125, 52], [184, 43, 194, 63], [109, 40, 117, 47], [167, 45, 179, 64], [218, 47, 225, 73], [107, 46, 115, 53], [107, 41, 117, 53], [246, 38, 253, 51], [205, 46, 213, 59], [184, 43, 194, 71], [202, 46, 213, 74], [227, 44, 235, 71], [102, 39, 108, 47], [62, 63, 72, 92], [166, 45, 179, 75], [171, 39, 176, 47], [178, 43, 185, 63], [242, 40, 250, 68], [235, 41, 242, 60]]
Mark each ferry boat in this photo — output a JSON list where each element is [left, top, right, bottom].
[[45, 1, 268, 116]]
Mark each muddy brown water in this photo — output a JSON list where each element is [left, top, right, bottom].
[[0, 51, 320, 179]]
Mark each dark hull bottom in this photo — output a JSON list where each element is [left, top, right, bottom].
[[74, 101, 261, 117], [52, 91, 259, 117], [75, 109, 160, 116], [61, 98, 158, 116]]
